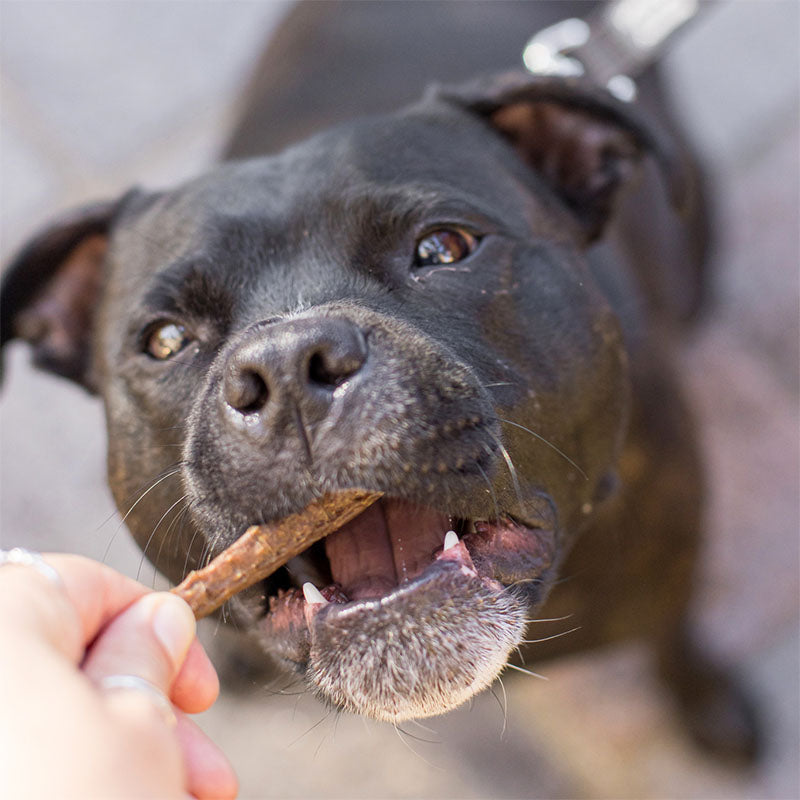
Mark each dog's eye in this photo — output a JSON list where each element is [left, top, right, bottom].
[[414, 228, 478, 268], [145, 322, 189, 360]]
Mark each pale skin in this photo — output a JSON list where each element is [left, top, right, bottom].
[[0, 554, 238, 799]]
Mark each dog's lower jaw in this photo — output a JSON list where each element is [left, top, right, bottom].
[[306, 562, 528, 722], [255, 527, 552, 722]]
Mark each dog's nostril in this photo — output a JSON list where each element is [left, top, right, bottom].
[[305, 325, 368, 390], [307, 351, 358, 387], [225, 368, 270, 414]]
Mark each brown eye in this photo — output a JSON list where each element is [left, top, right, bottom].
[[146, 322, 189, 360], [414, 228, 478, 268]]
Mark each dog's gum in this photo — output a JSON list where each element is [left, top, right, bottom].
[[171, 489, 382, 619]]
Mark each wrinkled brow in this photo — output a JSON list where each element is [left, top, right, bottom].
[[141, 258, 237, 322]]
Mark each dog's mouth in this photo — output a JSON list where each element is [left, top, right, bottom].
[[261, 498, 555, 613], [249, 496, 557, 721]]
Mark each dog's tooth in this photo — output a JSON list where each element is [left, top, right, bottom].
[[302, 582, 328, 605], [443, 530, 459, 552]]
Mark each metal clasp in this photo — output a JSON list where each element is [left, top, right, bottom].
[[523, 0, 702, 103], [522, 17, 592, 79]]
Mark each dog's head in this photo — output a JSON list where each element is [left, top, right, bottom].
[[2, 74, 676, 721]]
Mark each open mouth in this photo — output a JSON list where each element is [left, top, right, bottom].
[[258, 497, 556, 634], [250, 496, 557, 720]]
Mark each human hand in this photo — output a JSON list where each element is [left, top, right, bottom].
[[0, 551, 238, 799]]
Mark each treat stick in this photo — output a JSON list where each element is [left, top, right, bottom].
[[171, 489, 382, 619]]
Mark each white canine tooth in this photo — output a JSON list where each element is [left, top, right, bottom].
[[302, 582, 328, 605], [443, 530, 459, 552]]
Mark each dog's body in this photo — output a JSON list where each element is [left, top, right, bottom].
[[1, 0, 757, 760]]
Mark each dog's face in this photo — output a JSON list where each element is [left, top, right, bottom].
[[2, 75, 662, 721]]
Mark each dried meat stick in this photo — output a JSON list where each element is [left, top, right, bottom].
[[171, 489, 382, 619]]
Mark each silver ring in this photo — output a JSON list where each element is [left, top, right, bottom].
[[0, 547, 63, 587], [99, 674, 177, 728]]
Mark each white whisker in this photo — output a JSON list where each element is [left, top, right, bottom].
[[504, 662, 548, 680], [497, 416, 587, 480], [136, 494, 188, 581], [520, 626, 581, 644]]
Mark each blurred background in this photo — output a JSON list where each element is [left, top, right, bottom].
[[1, 1, 798, 797]]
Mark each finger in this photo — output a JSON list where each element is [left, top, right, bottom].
[[44, 554, 220, 710], [0, 555, 84, 661], [175, 712, 238, 800], [83, 592, 196, 694], [171, 638, 220, 714], [1, 553, 157, 663], [0, 552, 151, 664], [44, 554, 150, 647], [3, 554, 220, 712]]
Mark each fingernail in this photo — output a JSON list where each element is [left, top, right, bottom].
[[151, 594, 196, 669]]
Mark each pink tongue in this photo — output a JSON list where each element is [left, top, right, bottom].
[[325, 503, 394, 599], [383, 502, 450, 584], [324, 500, 450, 600]]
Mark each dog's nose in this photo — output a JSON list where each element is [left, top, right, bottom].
[[222, 317, 368, 419]]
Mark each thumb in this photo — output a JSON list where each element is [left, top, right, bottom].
[[81, 593, 238, 799], [82, 592, 196, 695]]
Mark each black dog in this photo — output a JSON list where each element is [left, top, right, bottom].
[[1, 1, 758, 761]]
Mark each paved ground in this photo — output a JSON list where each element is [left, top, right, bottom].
[[1, 2, 798, 798]]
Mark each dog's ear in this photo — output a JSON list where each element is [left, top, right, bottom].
[[1, 198, 124, 393], [432, 72, 687, 242]]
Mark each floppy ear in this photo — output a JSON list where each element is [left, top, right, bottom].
[[1, 199, 123, 392], [432, 72, 687, 242]]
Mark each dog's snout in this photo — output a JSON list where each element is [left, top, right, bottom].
[[222, 317, 368, 419]]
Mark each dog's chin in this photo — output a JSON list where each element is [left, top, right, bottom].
[[238, 498, 556, 722]]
